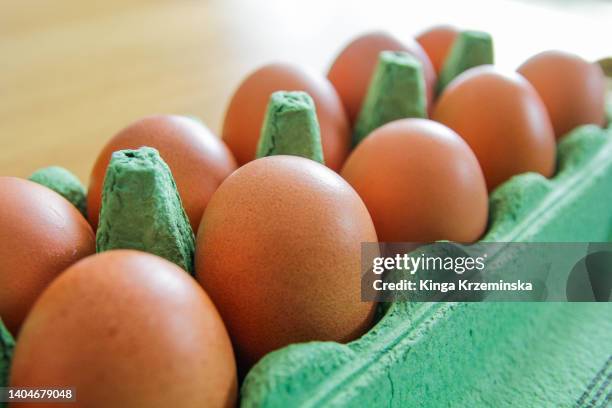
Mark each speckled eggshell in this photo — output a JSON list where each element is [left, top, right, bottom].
[[195, 156, 377, 370], [0, 177, 95, 336]]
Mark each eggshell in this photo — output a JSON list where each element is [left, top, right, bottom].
[[0, 177, 95, 336], [327, 31, 436, 123], [416, 25, 460, 74], [518, 50, 606, 139], [195, 156, 377, 369], [10, 250, 237, 408], [88, 115, 237, 232], [222, 63, 350, 171], [432, 66, 556, 191], [341, 119, 488, 242]]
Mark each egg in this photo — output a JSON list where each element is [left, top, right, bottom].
[[10, 250, 237, 408], [341, 119, 488, 242], [518, 50, 607, 139], [222, 63, 350, 171], [88, 115, 237, 232], [416, 25, 460, 74], [195, 155, 377, 369], [432, 66, 556, 190], [327, 31, 436, 124], [0, 177, 95, 336]]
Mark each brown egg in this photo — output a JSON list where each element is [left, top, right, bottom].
[[327, 31, 436, 124], [0, 177, 94, 336], [518, 50, 606, 139], [341, 119, 488, 242], [195, 156, 377, 369], [10, 250, 237, 408], [88, 115, 237, 232], [432, 66, 556, 190], [222, 63, 350, 171], [416, 25, 460, 74]]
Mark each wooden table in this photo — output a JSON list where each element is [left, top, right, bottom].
[[1, 0, 610, 182]]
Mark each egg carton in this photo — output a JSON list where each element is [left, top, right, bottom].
[[240, 122, 612, 408], [0, 322, 12, 393], [1, 87, 610, 408]]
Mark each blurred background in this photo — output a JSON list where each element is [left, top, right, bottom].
[[1, 0, 611, 181]]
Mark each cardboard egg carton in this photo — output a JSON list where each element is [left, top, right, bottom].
[[1, 83, 610, 408], [240, 121, 612, 407], [0, 323, 12, 392]]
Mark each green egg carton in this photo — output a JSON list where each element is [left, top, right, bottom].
[[241, 123, 612, 408], [0, 319, 15, 408]]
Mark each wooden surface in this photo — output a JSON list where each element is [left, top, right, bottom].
[[1, 0, 611, 182]]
